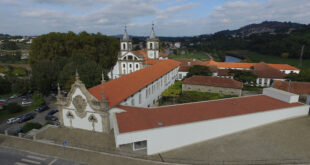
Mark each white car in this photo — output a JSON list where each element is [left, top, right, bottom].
[[22, 100, 32, 105], [7, 117, 20, 124], [10, 94, 18, 99]]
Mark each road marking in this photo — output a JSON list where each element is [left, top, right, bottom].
[[15, 162, 28, 165], [21, 158, 41, 164], [48, 158, 58, 165], [27, 155, 47, 161]]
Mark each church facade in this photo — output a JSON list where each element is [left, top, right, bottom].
[[108, 25, 167, 79]]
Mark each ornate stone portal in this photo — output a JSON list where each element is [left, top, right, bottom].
[[57, 71, 110, 133]]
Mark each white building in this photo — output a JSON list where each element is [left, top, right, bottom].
[[108, 24, 167, 79], [57, 59, 180, 133], [110, 88, 309, 155]]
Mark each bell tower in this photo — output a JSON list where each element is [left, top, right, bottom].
[[147, 23, 159, 59], [120, 25, 132, 55]]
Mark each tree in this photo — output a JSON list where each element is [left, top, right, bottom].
[[186, 65, 212, 78], [0, 41, 18, 50], [6, 103, 23, 114], [11, 79, 30, 94], [0, 77, 11, 94], [229, 70, 257, 85], [22, 122, 42, 133], [33, 93, 45, 107]]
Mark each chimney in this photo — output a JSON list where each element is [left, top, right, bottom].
[[193, 59, 196, 61], [187, 62, 191, 66]]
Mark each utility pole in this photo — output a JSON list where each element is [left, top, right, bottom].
[[299, 45, 304, 68]]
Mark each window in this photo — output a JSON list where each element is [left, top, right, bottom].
[[128, 55, 133, 60], [123, 43, 126, 50], [146, 89, 148, 98], [133, 141, 147, 150], [150, 43, 153, 49], [139, 93, 142, 104], [129, 64, 132, 68], [136, 64, 139, 69], [131, 99, 135, 106]]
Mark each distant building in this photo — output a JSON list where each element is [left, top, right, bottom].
[[174, 59, 203, 80], [273, 80, 310, 105], [182, 76, 243, 96], [202, 60, 299, 87]]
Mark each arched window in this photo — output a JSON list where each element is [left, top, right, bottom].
[[123, 43, 126, 50], [150, 43, 153, 49], [128, 55, 133, 60]]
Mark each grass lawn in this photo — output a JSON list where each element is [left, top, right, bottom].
[[0, 104, 36, 123], [226, 50, 310, 69], [168, 52, 209, 61]]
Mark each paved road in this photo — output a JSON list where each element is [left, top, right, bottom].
[[0, 147, 86, 165], [0, 95, 59, 135]]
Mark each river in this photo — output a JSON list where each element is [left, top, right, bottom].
[[225, 55, 242, 62]]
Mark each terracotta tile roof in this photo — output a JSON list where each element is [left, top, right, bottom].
[[132, 50, 168, 64], [116, 95, 303, 133], [253, 62, 286, 79], [273, 80, 310, 95], [88, 59, 180, 107], [201, 60, 299, 71], [217, 69, 234, 76], [183, 76, 243, 89], [174, 59, 203, 72], [268, 64, 300, 71]]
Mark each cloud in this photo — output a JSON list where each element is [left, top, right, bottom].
[[0, 0, 310, 36]]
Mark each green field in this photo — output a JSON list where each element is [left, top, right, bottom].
[[226, 50, 310, 69], [168, 52, 209, 61]]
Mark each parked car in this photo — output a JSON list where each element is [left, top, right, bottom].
[[10, 94, 18, 99], [7, 117, 20, 124], [18, 112, 36, 123], [21, 100, 32, 105], [35, 105, 49, 113], [45, 115, 58, 121], [0, 98, 9, 102], [48, 109, 58, 115]]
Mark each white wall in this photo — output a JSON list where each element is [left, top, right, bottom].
[[114, 104, 309, 155], [120, 67, 179, 107], [177, 71, 187, 80], [263, 88, 299, 103], [62, 88, 103, 132]]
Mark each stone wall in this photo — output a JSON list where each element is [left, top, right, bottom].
[[182, 84, 242, 96]]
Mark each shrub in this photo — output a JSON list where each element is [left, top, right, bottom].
[[33, 93, 45, 107], [6, 103, 23, 114], [22, 122, 42, 133]]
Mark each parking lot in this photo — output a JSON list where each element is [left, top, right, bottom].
[[0, 94, 59, 135]]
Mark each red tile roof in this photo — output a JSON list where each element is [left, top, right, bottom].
[[273, 80, 310, 95], [183, 76, 243, 89], [132, 50, 167, 65], [174, 59, 203, 72], [253, 62, 286, 78], [201, 60, 299, 71], [268, 64, 299, 71], [116, 95, 303, 133], [88, 59, 180, 107]]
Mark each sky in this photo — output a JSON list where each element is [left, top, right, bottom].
[[0, 0, 310, 36]]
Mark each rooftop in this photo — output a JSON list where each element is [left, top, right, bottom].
[[174, 59, 203, 72], [116, 95, 303, 133], [201, 60, 299, 71], [88, 59, 180, 107], [273, 80, 310, 95], [183, 76, 243, 89]]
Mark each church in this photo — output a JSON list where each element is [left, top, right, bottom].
[[108, 24, 167, 79], [56, 25, 309, 155]]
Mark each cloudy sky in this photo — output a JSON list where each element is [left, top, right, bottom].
[[1, 0, 310, 36]]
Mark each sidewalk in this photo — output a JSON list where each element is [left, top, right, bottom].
[[0, 135, 181, 165]]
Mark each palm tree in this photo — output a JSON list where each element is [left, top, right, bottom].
[[88, 115, 98, 131]]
